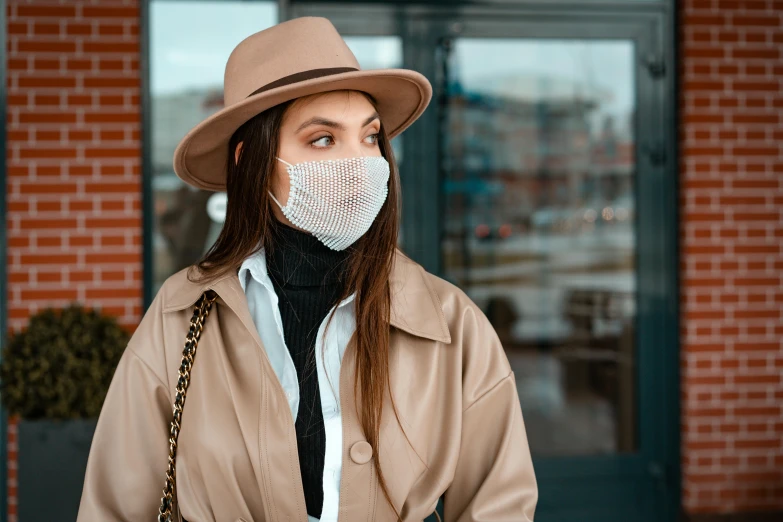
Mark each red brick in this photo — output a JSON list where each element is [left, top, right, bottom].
[[735, 438, 782, 450], [8, 22, 28, 35], [35, 200, 62, 212], [84, 253, 140, 264], [733, 48, 779, 60], [68, 235, 94, 247], [735, 374, 780, 385], [32, 57, 59, 70], [18, 182, 78, 194], [18, 76, 77, 89], [32, 21, 59, 35], [84, 77, 138, 89], [68, 129, 93, 141], [99, 129, 125, 141], [732, 16, 781, 28], [100, 235, 126, 247], [82, 6, 139, 18], [65, 22, 92, 37], [20, 289, 78, 301], [68, 200, 94, 212], [97, 57, 125, 71], [732, 113, 780, 125], [684, 14, 726, 26], [83, 41, 138, 54], [36, 271, 62, 283], [17, 40, 77, 53], [84, 113, 140, 124], [84, 182, 139, 194], [731, 179, 778, 190], [66, 58, 93, 71], [85, 288, 141, 299], [69, 271, 96, 283], [689, 47, 728, 59], [97, 24, 124, 36], [67, 94, 94, 106], [20, 218, 78, 229], [16, 5, 76, 17], [735, 406, 782, 417]]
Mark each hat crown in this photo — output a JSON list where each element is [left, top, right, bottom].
[[223, 17, 361, 106]]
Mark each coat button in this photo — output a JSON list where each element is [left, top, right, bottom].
[[349, 441, 373, 464]]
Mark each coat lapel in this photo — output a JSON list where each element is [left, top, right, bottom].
[[388, 249, 451, 343]]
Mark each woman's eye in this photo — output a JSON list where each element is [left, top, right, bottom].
[[310, 135, 333, 147], [365, 133, 380, 144]]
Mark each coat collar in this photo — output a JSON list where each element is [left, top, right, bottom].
[[161, 248, 451, 344]]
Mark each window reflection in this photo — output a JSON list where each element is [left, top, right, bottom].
[[150, 1, 278, 295], [441, 39, 637, 456]]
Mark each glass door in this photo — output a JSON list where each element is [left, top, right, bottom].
[[421, 14, 678, 522]]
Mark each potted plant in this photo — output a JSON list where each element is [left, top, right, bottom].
[[0, 303, 128, 521]]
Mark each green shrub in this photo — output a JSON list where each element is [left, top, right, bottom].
[[0, 303, 129, 419]]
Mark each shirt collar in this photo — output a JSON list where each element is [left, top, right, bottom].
[[162, 248, 451, 344]]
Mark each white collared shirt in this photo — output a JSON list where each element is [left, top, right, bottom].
[[238, 247, 356, 522]]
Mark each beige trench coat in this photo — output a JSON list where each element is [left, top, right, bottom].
[[77, 249, 538, 521]]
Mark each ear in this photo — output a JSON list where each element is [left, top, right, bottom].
[[234, 142, 244, 165]]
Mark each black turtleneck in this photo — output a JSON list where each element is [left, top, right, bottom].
[[266, 221, 350, 520]]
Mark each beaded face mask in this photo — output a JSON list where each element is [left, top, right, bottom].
[[268, 155, 390, 251]]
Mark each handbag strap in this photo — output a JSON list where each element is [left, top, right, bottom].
[[158, 290, 218, 522]]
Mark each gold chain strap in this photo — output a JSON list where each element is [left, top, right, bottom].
[[158, 290, 218, 522]]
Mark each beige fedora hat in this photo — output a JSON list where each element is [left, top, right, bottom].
[[172, 16, 433, 191]]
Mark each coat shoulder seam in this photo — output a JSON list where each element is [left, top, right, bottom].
[[126, 345, 169, 392], [462, 370, 514, 414]]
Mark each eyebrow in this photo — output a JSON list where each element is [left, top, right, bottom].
[[295, 112, 380, 134]]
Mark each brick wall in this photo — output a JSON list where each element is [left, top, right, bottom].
[[679, 0, 783, 515], [5, 1, 142, 519]]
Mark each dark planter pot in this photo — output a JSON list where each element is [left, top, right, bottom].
[[18, 418, 98, 522]]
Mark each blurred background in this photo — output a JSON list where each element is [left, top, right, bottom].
[[2, 0, 782, 521]]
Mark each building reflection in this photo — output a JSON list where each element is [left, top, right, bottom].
[[440, 40, 637, 456]]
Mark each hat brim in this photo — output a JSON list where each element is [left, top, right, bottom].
[[172, 68, 432, 191]]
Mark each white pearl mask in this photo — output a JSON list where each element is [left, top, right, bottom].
[[268, 155, 390, 251]]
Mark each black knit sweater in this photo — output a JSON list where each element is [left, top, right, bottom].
[[266, 222, 350, 520]]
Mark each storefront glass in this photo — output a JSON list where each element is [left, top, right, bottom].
[[439, 38, 637, 456]]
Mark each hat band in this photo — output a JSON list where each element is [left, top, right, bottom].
[[246, 67, 360, 98]]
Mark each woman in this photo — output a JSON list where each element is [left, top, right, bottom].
[[77, 16, 537, 522]]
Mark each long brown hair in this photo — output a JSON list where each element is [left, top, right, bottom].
[[189, 90, 409, 519]]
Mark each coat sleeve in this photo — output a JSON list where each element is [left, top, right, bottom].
[[442, 372, 538, 521], [77, 291, 174, 522], [442, 303, 538, 521]]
